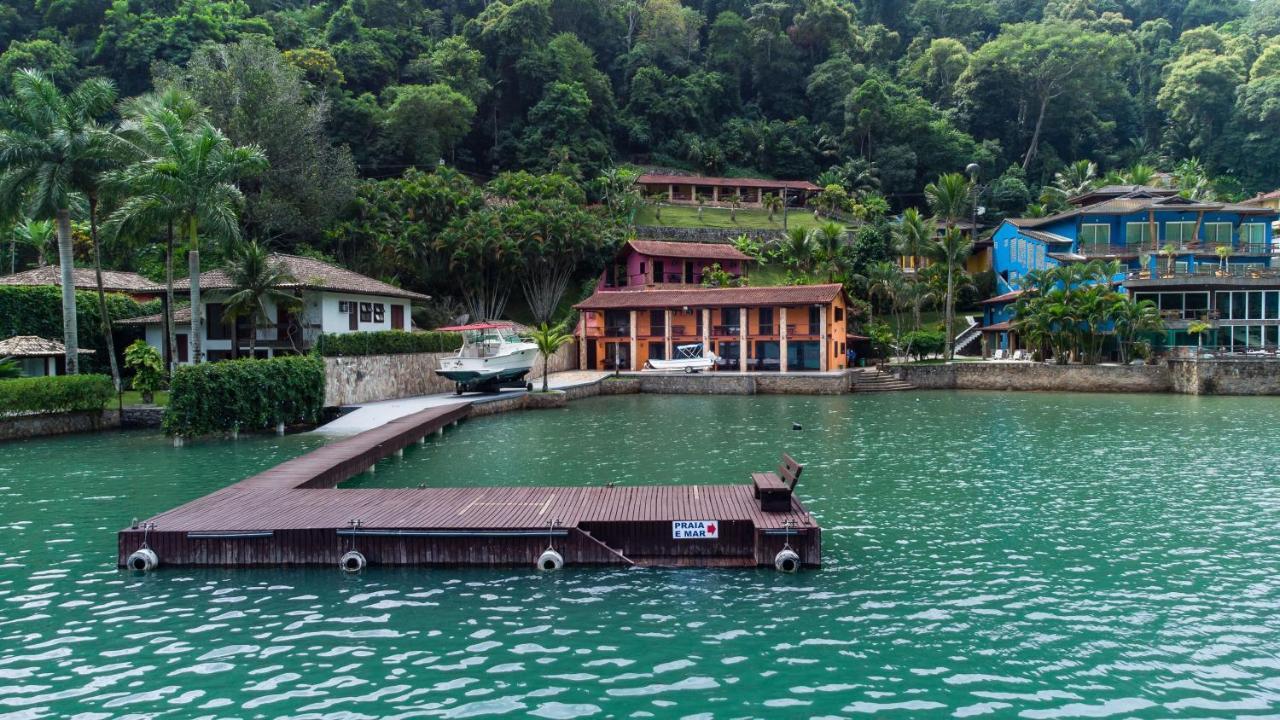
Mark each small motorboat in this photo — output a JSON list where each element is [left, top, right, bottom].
[[435, 322, 539, 393], [645, 343, 719, 373]]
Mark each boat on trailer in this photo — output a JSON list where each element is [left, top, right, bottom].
[[435, 322, 539, 393], [645, 343, 719, 373]]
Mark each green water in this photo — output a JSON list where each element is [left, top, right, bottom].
[[3, 392, 1280, 718]]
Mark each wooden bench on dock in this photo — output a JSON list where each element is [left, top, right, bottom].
[[752, 452, 804, 512]]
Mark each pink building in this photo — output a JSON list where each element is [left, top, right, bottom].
[[601, 240, 751, 291]]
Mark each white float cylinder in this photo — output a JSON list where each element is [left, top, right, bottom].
[[127, 548, 159, 572], [536, 549, 564, 571], [774, 548, 801, 573], [340, 550, 367, 573]]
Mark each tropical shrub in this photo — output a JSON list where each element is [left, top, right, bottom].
[[313, 330, 462, 356], [163, 355, 325, 438], [0, 360, 18, 379], [898, 329, 946, 360], [0, 374, 114, 416], [124, 340, 165, 402]]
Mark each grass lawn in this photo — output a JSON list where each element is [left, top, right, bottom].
[[120, 390, 168, 407], [636, 204, 841, 232]]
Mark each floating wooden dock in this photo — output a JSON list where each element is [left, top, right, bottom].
[[118, 403, 822, 570]]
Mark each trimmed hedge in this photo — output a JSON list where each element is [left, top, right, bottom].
[[313, 330, 463, 356], [0, 286, 157, 374], [163, 355, 325, 438], [0, 374, 115, 416]]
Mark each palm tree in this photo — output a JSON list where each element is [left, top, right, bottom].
[[1111, 296, 1162, 364], [9, 217, 54, 271], [762, 193, 782, 222], [1159, 242, 1178, 276], [927, 228, 974, 360], [0, 69, 120, 375], [864, 260, 901, 329], [109, 88, 204, 374], [925, 173, 972, 360], [894, 207, 934, 273], [1216, 244, 1230, 273], [109, 109, 266, 364], [898, 279, 937, 332], [814, 221, 846, 282], [1187, 320, 1212, 356], [221, 241, 299, 356], [781, 226, 816, 277], [529, 322, 574, 392], [1125, 163, 1157, 186]]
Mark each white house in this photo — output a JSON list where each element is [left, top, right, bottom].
[[117, 254, 429, 364]]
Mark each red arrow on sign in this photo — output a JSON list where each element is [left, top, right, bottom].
[[706, 523, 716, 534]]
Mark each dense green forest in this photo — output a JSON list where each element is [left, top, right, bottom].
[[2, 0, 1279, 324]]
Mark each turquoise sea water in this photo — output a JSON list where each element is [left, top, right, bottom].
[[2, 391, 1280, 718]]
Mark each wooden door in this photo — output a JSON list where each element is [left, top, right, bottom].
[[177, 333, 188, 363], [391, 304, 405, 330], [349, 305, 358, 331]]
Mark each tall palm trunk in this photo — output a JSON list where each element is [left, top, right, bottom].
[[944, 263, 954, 360], [55, 208, 78, 374], [188, 217, 202, 364], [88, 195, 121, 392], [165, 222, 177, 374]]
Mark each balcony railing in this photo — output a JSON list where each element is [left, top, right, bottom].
[[712, 324, 741, 336], [1128, 266, 1280, 280], [647, 328, 665, 337], [604, 325, 630, 337]]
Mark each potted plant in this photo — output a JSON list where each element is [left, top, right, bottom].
[[1187, 320, 1213, 358], [1216, 244, 1230, 274]]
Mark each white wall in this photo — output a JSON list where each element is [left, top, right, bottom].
[[317, 292, 410, 334], [135, 290, 413, 363]]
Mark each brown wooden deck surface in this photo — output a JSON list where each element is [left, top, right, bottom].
[[120, 400, 821, 567], [138, 485, 815, 532]]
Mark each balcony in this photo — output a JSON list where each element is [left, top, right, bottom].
[[712, 324, 741, 337], [604, 325, 630, 337]]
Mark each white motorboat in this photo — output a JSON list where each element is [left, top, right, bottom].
[[435, 322, 539, 393], [644, 343, 719, 373]]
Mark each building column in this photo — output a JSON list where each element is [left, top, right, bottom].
[[702, 308, 711, 365], [780, 307, 789, 373], [712, 187, 719, 203], [579, 313, 588, 369], [668, 184, 674, 201], [739, 306, 748, 372], [629, 310, 638, 371], [756, 187, 763, 204], [819, 305, 829, 372], [664, 309, 673, 359]]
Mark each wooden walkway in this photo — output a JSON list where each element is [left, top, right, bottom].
[[118, 403, 821, 569]]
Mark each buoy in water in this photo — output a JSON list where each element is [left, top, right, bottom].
[[127, 547, 159, 572], [536, 549, 564, 571], [774, 548, 800, 573], [339, 550, 367, 573]]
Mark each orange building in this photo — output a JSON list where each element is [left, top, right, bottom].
[[574, 284, 851, 372]]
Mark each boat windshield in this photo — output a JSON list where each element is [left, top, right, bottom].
[[459, 328, 524, 357], [674, 344, 705, 359]]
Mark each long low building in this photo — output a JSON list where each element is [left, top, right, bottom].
[[574, 283, 851, 372], [637, 173, 820, 206]]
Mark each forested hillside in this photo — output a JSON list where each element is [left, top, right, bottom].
[[5, 0, 1278, 192]]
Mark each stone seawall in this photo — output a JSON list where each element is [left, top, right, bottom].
[[1169, 359, 1280, 395], [0, 410, 120, 442], [892, 363, 1173, 394], [587, 372, 853, 395], [323, 343, 578, 406]]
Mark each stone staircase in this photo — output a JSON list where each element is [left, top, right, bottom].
[[850, 367, 917, 392]]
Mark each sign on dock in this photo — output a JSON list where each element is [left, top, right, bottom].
[[673, 520, 719, 539]]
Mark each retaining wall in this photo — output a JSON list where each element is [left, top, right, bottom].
[[638, 226, 776, 244], [323, 343, 578, 406], [1168, 359, 1280, 395], [892, 362, 1173, 394], [0, 410, 120, 442]]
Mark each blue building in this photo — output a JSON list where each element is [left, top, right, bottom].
[[982, 185, 1280, 354]]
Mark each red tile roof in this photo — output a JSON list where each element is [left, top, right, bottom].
[[637, 174, 820, 191], [979, 290, 1023, 305], [627, 240, 750, 261], [981, 321, 1013, 331], [194, 254, 429, 301], [0, 266, 162, 293], [575, 284, 844, 310]]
